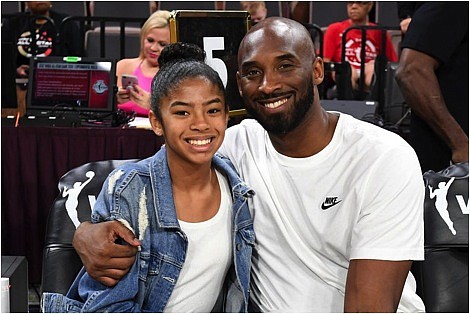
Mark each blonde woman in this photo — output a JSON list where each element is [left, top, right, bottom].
[[116, 10, 171, 116]]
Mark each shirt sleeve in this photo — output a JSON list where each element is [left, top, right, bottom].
[[401, 3, 468, 63], [350, 143, 425, 261], [72, 169, 146, 312], [323, 22, 342, 61]]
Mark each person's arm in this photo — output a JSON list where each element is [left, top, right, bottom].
[[396, 48, 469, 164], [73, 220, 140, 287], [396, 2, 416, 33], [345, 142, 425, 312], [115, 58, 150, 109], [344, 259, 411, 312]]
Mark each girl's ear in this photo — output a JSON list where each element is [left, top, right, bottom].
[[149, 110, 164, 137]]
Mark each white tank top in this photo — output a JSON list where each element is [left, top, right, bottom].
[[164, 169, 233, 312]]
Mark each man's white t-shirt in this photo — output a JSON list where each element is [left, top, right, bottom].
[[218, 113, 425, 312]]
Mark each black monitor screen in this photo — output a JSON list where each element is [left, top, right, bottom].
[[27, 57, 116, 113]]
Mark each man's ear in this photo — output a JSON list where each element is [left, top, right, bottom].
[[149, 110, 164, 137], [236, 71, 243, 97], [313, 57, 324, 85]]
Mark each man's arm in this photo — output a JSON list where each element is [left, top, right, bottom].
[[396, 48, 469, 164], [73, 220, 140, 287], [344, 259, 411, 312]]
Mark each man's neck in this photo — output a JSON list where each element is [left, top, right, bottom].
[[268, 108, 338, 158], [350, 18, 369, 26], [32, 11, 51, 25]]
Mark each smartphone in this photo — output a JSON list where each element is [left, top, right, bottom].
[[121, 74, 138, 90]]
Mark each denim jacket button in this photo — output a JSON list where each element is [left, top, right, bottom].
[[236, 243, 242, 251]]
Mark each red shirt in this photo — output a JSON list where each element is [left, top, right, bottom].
[[323, 20, 398, 70]]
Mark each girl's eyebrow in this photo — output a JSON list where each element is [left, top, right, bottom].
[[169, 97, 223, 108]]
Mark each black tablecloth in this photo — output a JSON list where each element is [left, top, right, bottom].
[[1, 126, 165, 284]]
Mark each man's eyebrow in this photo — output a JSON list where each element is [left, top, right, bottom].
[[240, 53, 297, 69], [275, 53, 297, 61]]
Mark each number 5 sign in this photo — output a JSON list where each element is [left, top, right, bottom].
[[203, 37, 228, 87], [169, 10, 250, 113]]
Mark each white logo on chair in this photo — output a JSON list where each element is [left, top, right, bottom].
[[62, 171, 95, 228], [429, 177, 459, 235]]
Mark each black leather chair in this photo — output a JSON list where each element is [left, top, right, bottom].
[[41, 159, 138, 295], [413, 162, 469, 312]]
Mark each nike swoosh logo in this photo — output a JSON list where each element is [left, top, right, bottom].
[[321, 200, 342, 210]]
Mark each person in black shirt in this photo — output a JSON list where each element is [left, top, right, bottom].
[[396, 2, 469, 172], [1, 1, 82, 78]]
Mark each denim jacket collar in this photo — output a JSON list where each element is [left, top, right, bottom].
[[149, 146, 254, 229]]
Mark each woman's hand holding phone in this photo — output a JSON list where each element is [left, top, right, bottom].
[[117, 74, 150, 110]]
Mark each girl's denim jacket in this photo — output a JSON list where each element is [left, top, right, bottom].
[[42, 146, 256, 312]]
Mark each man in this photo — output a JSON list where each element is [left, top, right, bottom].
[[1, 1, 81, 78], [240, 1, 267, 24], [323, 1, 398, 93], [395, 3, 469, 172], [73, 17, 425, 312]]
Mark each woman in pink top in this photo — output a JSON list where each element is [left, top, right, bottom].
[[116, 10, 171, 117]]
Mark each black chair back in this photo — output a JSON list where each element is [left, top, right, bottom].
[[41, 159, 137, 295], [414, 162, 469, 312]]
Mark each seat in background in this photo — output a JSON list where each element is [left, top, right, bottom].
[[1, 1, 21, 14], [158, 1, 216, 11], [414, 163, 469, 312], [41, 159, 138, 295], [49, 1, 88, 17], [90, 1, 151, 28], [85, 26, 141, 59]]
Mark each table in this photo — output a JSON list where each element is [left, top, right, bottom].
[[1, 126, 165, 284]]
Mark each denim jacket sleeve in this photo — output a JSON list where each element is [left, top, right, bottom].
[[42, 169, 149, 313]]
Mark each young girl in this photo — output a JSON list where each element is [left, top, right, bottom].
[[42, 43, 255, 312]]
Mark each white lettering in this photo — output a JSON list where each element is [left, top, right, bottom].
[[456, 195, 469, 214], [88, 195, 96, 210]]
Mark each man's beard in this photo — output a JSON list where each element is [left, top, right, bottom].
[[245, 79, 314, 135]]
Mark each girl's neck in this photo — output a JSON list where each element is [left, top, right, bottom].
[[168, 157, 214, 190], [169, 159, 221, 223]]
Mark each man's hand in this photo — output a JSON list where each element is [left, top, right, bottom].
[[452, 142, 469, 164], [73, 221, 141, 287]]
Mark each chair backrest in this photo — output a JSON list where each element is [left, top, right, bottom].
[[379, 61, 409, 126], [1, 1, 21, 14], [85, 26, 141, 59], [50, 1, 88, 17], [414, 162, 469, 312], [158, 1, 216, 11], [41, 159, 138, 295], [90, 1, 151, 28]]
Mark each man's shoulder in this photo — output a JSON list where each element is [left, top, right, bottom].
[[227, 119, 263, 136], [220, 119, 265, 157], [339, 113, 411, 150]]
